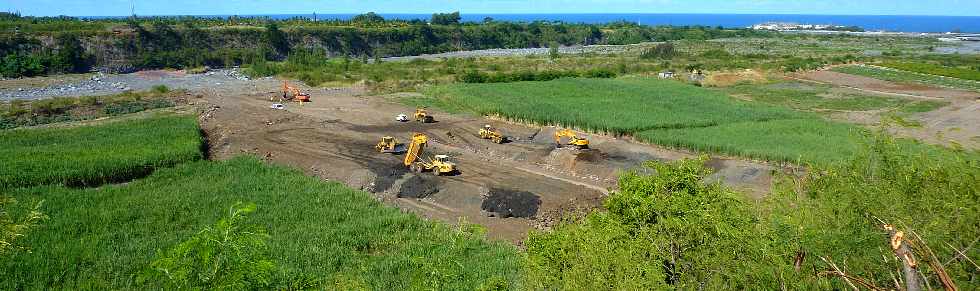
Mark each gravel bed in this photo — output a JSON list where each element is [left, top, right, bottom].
[[1, 69, 256, 101]]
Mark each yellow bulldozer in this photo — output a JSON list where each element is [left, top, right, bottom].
[[404, 133, 456, 175], [414, 107, 435, 123], [554, 128, 590, 149], [479, 125, 507, 144], [375, 136, 406, 153]]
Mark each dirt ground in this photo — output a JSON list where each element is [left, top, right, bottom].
[[797, 70, 980, 149], [196, 82, 777, 242]]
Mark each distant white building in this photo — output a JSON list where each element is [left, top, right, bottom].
[[658, 71, 674, 79], [957, 34, 980, 41], [751, 22, 844, 31]]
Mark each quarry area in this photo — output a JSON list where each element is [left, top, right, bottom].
[[197, 79, 776, 242]]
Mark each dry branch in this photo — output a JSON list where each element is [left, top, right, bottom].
[[820, 256, 860, 291], [906, 230, 957, 291], [884, 224, 921, 291], [817, 269, 886, 291]]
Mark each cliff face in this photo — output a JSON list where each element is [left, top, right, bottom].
[[32, 25, 598, 73]]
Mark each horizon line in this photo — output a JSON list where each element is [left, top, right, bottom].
[[6, 11, 980, 18]]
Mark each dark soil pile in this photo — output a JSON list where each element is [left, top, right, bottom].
[[397, 175, 440, 198], [481, 188, 541, 218]]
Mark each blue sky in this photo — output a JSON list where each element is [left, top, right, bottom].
[[3, 0, 978, 17]]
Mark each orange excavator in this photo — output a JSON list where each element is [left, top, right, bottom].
[[275, 80, 311, 103]]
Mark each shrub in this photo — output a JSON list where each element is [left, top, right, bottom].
[[783, 57, 826, 72], [582, 68, 617, 78], [768, 134, 980, 289], [457, 70, 488, 83], [150, 84, 170, 93], [640, 42, 675, 60], [524, 157, 794, 289], [548, 44, 560, 61], [141, 202, 276, 289]]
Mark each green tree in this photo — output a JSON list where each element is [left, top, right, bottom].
[[141, 202, 276, 289], [50, 33, 93, 74], [431, 12, 461, 25], [0, 54, 22, 78], [351, 12, 384, 24], [265, 22, 290, 59]]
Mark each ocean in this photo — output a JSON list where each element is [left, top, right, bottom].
[[217, 14, 980, 33]]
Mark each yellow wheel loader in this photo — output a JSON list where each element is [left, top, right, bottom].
[[554, 128, 590, 149], [404, 133, 456, 176], [479, 125, 507, 144], [414, 107, 435, 123]]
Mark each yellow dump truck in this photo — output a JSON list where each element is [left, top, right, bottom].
[[404, 133, 456, 175]]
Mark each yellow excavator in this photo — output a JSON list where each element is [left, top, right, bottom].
[[375, 136, 405, 153], [479, 125, 507, 144], [414, 107, 435, 123], [404, 133, 456, 175], [554, 128, 590, 149]]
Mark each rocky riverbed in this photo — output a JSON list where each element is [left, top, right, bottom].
[[0, 68, 259, 101]]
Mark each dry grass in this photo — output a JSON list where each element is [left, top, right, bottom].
[[702, 69, 769, 87]]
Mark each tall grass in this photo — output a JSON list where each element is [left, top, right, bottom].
[[0, 114, 202, 189], [832, 65, 980, 92], [720, 81, 950, 113], [1, 157, 520, 289], [637, 119, 864, 163], [424, 77, 800, 136], [879, 62, 980, 81], [421, 77, 872, 164]]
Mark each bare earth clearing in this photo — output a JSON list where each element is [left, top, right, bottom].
[[796, 70, 980, 149], [198, 82, 775, 242]]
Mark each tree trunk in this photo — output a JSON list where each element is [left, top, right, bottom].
[[886, 225, 921, 291]]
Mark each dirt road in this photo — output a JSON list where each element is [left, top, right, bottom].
[[198, 83, 776, 242], [798, 70, 980, 149]]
